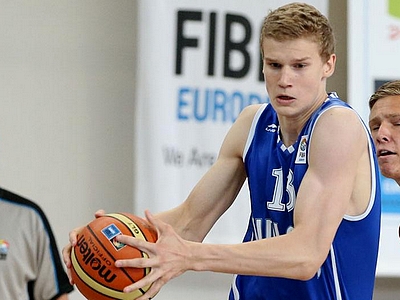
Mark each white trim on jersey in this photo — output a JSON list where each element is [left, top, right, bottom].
[[231, 274, 240, 300], [330, 244, 343, 300], [344, 114, 377, 222], [243, 103, 268, 162]]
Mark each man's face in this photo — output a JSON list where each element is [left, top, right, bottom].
[[369, 96, 400, 182], [261, 37, 335, 122]]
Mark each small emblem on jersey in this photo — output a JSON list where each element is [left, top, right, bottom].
[[295, 135, 308, 164], [265, 124, 278, 133], [102, 224, 126, 250], [0, 239, 10, 260]]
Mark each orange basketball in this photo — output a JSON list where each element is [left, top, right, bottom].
[[70, 213, 157, 300]]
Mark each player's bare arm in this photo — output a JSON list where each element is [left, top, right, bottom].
[[154, 104, 262, 242], [186, 106, 371, 279]]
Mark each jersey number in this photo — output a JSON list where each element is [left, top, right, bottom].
[[267, 168, 295, 212]]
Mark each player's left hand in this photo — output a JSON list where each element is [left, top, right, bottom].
[[115, 210, 194, 300], [62, 209, 107, 284]]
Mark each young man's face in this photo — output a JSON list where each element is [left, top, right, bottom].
[[261, 37, 335, 122], [369, 95, 400, 182]]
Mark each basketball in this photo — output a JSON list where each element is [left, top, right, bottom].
[[70, 213, 158, 300]]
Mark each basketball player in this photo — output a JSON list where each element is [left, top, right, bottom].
[[369, 80, 400, 185], [0, 188, 73, 299], [64, 3, 381, 299]]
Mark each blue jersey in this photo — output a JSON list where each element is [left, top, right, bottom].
[[229, 94, 381, 300]]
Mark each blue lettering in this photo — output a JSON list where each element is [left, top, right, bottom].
[[193, 88, 208, 121], [177, 87, 191, 120], [213, 89, 227, 122], [177, 86, 269, 123], [231, 91, 244, 123]]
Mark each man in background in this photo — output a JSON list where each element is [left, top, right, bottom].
[[369, 80, 400, 185], [369, 79, 400, 238], [0, 187, 73, 299]]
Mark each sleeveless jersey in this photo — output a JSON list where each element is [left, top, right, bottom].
[[229, 93, 381, 300]]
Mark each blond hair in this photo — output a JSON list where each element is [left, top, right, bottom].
[[369, 80, 400, 109], [260, 2, 335, 62]]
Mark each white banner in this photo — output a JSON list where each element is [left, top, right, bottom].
[[134, 0, 327, 244], [348, 0, 400, 276]]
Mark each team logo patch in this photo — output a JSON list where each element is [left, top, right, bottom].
[[265, 124, 278, 133], [0, 239, 10, 260], [101, 224, 126, 250], [295, 135, 308, 164]]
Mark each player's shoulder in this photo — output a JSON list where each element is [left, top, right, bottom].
[[318, 104, 362, 129], [237, 103, 267, 123], [319, 94, 361, 122], [311, 104, 367, 151]]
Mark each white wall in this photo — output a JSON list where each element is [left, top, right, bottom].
[[0, 1, 136, 299]]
